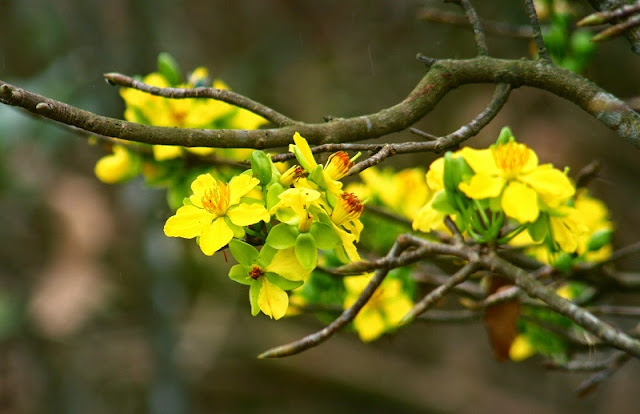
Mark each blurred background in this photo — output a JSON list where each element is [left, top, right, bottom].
[[1, 0, 640, 413]]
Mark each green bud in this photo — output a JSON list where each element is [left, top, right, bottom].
[[496, 126, 515, 145], [157, 52, 182, 86], [553, 252, 574, 273], [251, 150, 273, 186], [586, 229, 612, 252]]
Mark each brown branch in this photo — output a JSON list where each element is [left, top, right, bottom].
[[575, 351, 632, 396], [482, 251, 640, 359], [401, 262, 478, 323], [587, 0, 640, 55], [416, 309, 481, 323], [103, 72, 297, 127], [257, 240, 405, 358], [523, 0, 551, 61], [2, 57, 640, 149], [457, 0, 489, 56]]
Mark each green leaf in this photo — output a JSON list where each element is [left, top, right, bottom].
[[265, 223, 298, 249], [266, 182, 285, 210], [266, 272, 304, 291], [257, 244, 278, 267], [229, 264, 253, 285], [309, 165, 326, 188], [295, 232, 318, 271], [249, 279, 262, 316], [229, 239, 259, 265], [157, 52, 182, 86], [586, 229, 612, 252], [251, 150, 273, 186], [528, 213, 549, 242], [225, 218, 246, 239], [431, 190, 457, 215], [310, 222, 340, 249], [553, 252, 574, 273]]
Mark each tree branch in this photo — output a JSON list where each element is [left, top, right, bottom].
[[587, 0, 640, 55], [2, 57, 640, 149], [103, 72, 297, 127], [257, 240, 405, 358], [523, 0, 551, 61]]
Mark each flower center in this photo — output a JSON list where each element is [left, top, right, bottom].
[[249, 265, 264, 280], [201, 181, 230, 216], [324, 151, 353, 180], [492, 142, 530, 178], [331, 192, 364, 226]]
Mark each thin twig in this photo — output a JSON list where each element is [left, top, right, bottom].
[[575, 160, 601, 188], [587, 305, 640, 317], [348, 145, 395, 176], [575, 351, 632, 396], [401, 262, 478, 323], [417, 8, 534, 39], [458, 0, 489, 56], [416, 309, 481, 323], [103, 72, 297, 127], [483, 250, 640, 358], [257, 241, 404, 358], [523, 0, 551, 61]]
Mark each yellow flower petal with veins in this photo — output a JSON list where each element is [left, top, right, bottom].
[[227, 203, 270, 226], [164, 205, 214, 239], [265, 248, 311, 282], [199, 217, 234, 256], [502, 181, 539, 223], [459, 174, 505, 200], [258, 278, 288, 320]]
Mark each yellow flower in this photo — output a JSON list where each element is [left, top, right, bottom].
[[95, 145, 140, 184], [458, 142, 575, 223], [358, 167, 430, 220], [270, 187, 322, 232], [344, 275, 413, 342], [290, 132, 356, 196], [548, 205, 586, 253], [121, 70, 268, 162], [164, 173, 270, 255], [330, 193, 365, 263], [509, 334, 536, 361], [574, 189, 613, 261]]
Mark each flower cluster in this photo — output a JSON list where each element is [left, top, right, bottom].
[[94, 53, 268, 210], [412, 127, 595, 261], [163, 132, 366, 319]]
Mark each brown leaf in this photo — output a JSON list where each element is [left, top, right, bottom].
[[483, 276, 520, 361]]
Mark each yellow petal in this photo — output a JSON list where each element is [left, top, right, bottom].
[[412, 199, 445, 233], [426, 157, 445, 191], [549, 213, 580, 253], [458, 147, 500, 176], [458, 174, 505, 200], [228, 174, 259, 205], [292, 132, 318, 169], [354, 309, 386, 342], [164, 205, 213, 239], [509, 334, 535, 361], [94, 145, 135, 184], [258, 278, 289, 320], [520, 165, 575, 205], [264, 248, 310, 281], [153, 145, 183, 161], [502, 181, 539, 222], [199, 217, 234, 256], [227, 203, 270, 226], [188, 174, 217, 207]]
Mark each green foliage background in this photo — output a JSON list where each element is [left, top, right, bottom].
[[1, 0, 640, 413]]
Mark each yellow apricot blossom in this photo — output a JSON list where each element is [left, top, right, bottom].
[[94, 145, 140, 184], [458, 142, 575, 223], [344, 275, 413, 342], [164, 173, 269, 255]]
